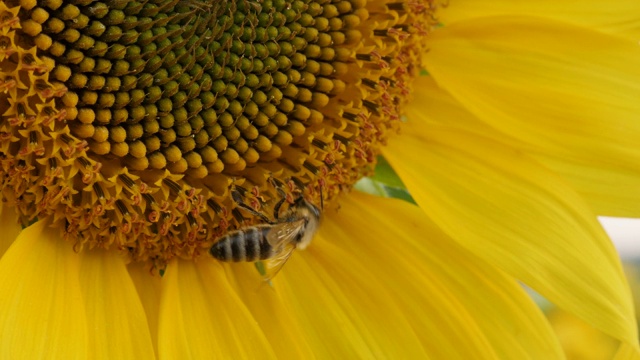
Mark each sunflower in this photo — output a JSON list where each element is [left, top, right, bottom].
[[1, 0, 639, 357]]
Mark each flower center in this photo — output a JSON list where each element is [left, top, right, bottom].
[[0, 0, 437, 265]]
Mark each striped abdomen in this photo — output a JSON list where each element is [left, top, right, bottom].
[[210, 226, 275, 262]]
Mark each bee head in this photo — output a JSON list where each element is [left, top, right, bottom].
[[308, 201, 322, 221], [294, 198, 321, 250], [294, 197, 321, 220]]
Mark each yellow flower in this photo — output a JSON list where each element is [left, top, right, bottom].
[[1, 0, 639, 358]]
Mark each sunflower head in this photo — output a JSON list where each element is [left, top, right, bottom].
[[0, 0, 435, 267]]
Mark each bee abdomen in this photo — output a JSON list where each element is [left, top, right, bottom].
[[210, 227, 274, 262]]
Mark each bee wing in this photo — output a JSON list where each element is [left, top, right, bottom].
[[265, 219, 306, 249], [261, 219, 305, 281], [261, 243, 296, 282]]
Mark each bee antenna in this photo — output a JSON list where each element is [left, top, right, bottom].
[[319, 185, 324, 211]]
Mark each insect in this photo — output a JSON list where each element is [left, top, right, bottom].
[[210, 185, 322, 281]]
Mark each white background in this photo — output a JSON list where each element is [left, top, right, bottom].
[[600, 217, 640, 259]]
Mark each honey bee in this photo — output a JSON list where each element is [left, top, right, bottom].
[[210, 187, 322, 281]]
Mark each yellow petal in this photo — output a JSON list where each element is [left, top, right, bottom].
[[615, 343, 640, 360], [128, 262, 162, 354], [439, 1, 640, 38], [409, 76, 640, 217], [407, 75, 505, 138], [79, 250, 155, 359], [384, 123, 637, 347], [331, 192, 566, 358], [225, 264, 317, 358], [0, 201, 21, 257], [533, 155, 640, 218], [157, 259, 276, 359], [233, 244, 432, 358], [276, 246, 433, 358], [230, 192, 564, 358], [548, 309, 618, 359], [423, 18, 640, 216], [0, 220, 88, 359]]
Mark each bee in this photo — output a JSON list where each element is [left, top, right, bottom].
[[210, 186, 322, 280]]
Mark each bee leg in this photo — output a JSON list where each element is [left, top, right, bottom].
[[231, 189, 273, 224], [270, 181, 290, 220], [267, 176, 290, 220], [273, 196, 286, 220]]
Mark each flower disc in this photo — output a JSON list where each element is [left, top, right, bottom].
[[0, 0, 433, 264]]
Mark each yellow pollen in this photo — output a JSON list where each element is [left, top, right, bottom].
[[0, 0, 440, 267]]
